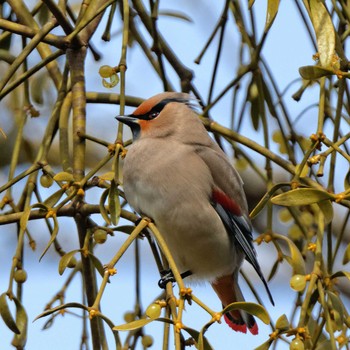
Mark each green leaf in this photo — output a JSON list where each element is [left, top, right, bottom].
[[97, 312, 122, 348], [264, 0, 280, 33], [58, 250, 81, 275], [99, 188, 111, 225], [158, 10, 193, 23], [248, 80, 260, 131], [326, 291, 344, 330], [37, 5, 50, 26], [317, 200, 333, 225], [221, 302, 270, 325], [108, 180, 121, 226], [315, 340, 333, 350], [344, 167, 350, 191], [307, 316, 328, 342], [248, 0, 255, 9], [250, 183, 290, 219], [43, 188, 65, 208], [39, 215, 59, 261], [0, 31, 12, 52], [41, 315, 55, 330], [275, 314, 289, 331], [343, 243, 350, 265], [20, 205, 32, 231], [272, 233, 306, 275], [113, 318, 154, 331], [254, 339, 273, 350], [114, 225, 136, 235], [331, 270, 350, 280], [0, 293, 20, 334], [262, 78, 277, 118], [88, 253, 105, 278], [299, 65, 334, 80], [267, 259, 279, 281], [271, 188, 334, 206], [31, 203, 49, 211], [34, 303, 89, 322], [11, 296, 28, 348], [53, 171, 74, 182], [309, 0, 336, 68], [183, 326, 213, 350], [99, 171, 115, 181], [295, 163, 309, 178]]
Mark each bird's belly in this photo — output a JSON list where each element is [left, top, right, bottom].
[[155, 206, 243, 281], [125, 179, 242, 280], [122, 143, 243, 281]]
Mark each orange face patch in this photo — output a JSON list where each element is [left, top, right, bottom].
[[138, 119, 150, 132]]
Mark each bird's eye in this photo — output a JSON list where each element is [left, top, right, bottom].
[[149, 111, 159, 119]]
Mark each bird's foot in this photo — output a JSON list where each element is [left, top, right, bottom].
[[158, 269, 192, 289]]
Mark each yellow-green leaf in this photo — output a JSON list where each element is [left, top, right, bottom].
[[343, 243, 350, 265], [158, 10, 193, 23], [250, 183, 290, 219], [299, 65, 334, 80], [267, 259, 280, 281], [39, 216, 59, 261], [0, 293, 20, 334], [58, 250, 81, 275], [34, 303, 88, 322], [20, 205, 32, 231], [315, 340, 332, 350], [221, 302, 270, 325], [317, 200, 333, 225], [53, 171, 74, 182], [11, 297, 28, 348], [331, 270, 350, 280], [275, 314, 289, 331], [248, 81, 260, 131], [248, 0, 255, 9], [272, 233, 306, 275], [326, 291, 344, 330], [115, 225, 136, 235], [113, 318, 154, 331], [344, 167, 350, 191], [295, 163, 309, 178], [254, 340, 273, 350], [99, 171, 115, 181], [88, 253, 105, 278], [183, 326, 213, 350], [99, 188, 111, 225], [264, 0, 280, 33], [309, 0, 336, 68], [108, 180, 121, 226], [43, 188, 65, 208], [271, 188, 334, 206]]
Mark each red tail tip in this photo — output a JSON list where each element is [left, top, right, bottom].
[[223, 314, 259, 335], [249, 323, 259, 335]]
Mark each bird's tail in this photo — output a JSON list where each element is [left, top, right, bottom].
[[211, 274, 258, 335]]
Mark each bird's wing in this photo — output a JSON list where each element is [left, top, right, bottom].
[[196, 145, 274, 305]]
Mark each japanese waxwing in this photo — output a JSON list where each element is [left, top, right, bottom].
[[116, 92, 274, 335]]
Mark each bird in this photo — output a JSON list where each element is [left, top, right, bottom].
[[116, 92, 274, 335]]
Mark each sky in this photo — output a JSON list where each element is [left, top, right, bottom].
[[0, 1, 343, 349]]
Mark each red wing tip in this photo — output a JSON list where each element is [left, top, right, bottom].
[[223, 315, 259, 335]]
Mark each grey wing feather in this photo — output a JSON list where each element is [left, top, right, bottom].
[[213, 202, 275, 306]]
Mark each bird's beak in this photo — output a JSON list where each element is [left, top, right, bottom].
[[115, 115, 140, 139]]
